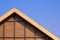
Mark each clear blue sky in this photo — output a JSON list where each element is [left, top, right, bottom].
[[0, 0, 60, 38]]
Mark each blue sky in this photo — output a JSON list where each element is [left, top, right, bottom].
[[0, 0, 60, 38]]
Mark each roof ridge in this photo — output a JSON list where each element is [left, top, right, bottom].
[[0, 8, 59, 40]]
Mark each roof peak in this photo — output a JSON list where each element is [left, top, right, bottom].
[[0, 8, 21, 22], [0, 8, 59, 40]]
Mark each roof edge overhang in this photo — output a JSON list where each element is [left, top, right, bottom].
[[0, 8, 59, 40]]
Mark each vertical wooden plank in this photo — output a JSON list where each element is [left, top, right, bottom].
[[15, 38, 24, 40], [0, 38, 3, 40], [26, 23, 35, 37], [36, 38, 44, 40], [15, 22, 24, 37], [4, 38, 14, 40], [4, 22, 14, 37], [0, 24, 3, 37]]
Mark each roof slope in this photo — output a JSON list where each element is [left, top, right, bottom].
[[0, 8, 59, 40]]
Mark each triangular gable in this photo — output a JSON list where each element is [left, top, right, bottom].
[[0, 8, 59, 40]]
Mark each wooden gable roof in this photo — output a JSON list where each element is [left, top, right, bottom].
[[0, 8, 59, 40]]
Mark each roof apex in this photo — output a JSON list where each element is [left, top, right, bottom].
[[0, 8, 59, 40], [0, 8, 20, 22]]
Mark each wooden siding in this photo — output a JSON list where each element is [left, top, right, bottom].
[[0, 13, 53, 40]]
